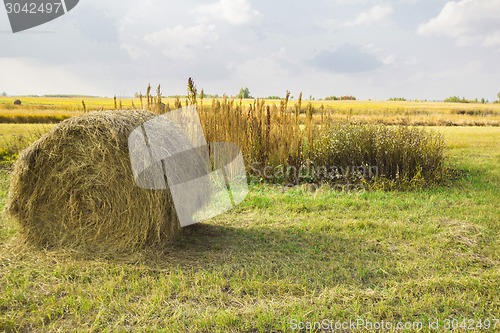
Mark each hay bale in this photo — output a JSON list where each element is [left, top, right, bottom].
[[13, 99, 21, 105], [6, 110, 186, 253]]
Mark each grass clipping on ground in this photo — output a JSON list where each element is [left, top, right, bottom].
[[6, 110, 182, 253]]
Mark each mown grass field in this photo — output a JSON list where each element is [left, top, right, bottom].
[[0, 93, 498, 333]]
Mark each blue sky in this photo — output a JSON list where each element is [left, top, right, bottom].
[[1, 0, 499, 100]]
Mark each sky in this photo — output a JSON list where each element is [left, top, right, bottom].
[[0, 0, 499, 100]]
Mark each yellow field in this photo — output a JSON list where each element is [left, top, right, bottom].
[[0, 123, 54, 141], [1, 96, 499, 126], [435, 126, 500, 150]]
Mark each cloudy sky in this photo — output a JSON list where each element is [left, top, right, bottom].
[[1, 0, 499, 100]]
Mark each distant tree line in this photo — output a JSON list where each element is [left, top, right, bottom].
[[444, 96, 488, 104], [324, 95, 357, 101]]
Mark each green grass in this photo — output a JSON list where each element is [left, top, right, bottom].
[[0, 123, 53, 140], [0, 124, 53, 162], [0, 126, 499, 332]]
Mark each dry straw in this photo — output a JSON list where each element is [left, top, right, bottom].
[[6, 110, 184, 253]]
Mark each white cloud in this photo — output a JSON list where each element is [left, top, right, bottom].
[[483, 31, 500, 48], [3, 0, 500, 100], [383, 54, 397, 65], [120, 43, 149, 60], [311, 44, 382, 73], [345, 5, 393, 27], [0, 58, 107, 95], [197, 0, 259, 26], [317, 18, 340, 31], [417, 0, 500, 47], [143, 24, 218, 61], [361, 43, 380, 54]]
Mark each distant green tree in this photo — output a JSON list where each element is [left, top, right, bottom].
[[1, 92, 6, 96], [324, 95, 356, 101], [444, 96, 470, 103], [497, 91, 500, 102], [237, 87, 251, 99]]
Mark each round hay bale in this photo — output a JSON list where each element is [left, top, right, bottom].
[[6, 110, 187, 253], [13, 99, 21, 105]]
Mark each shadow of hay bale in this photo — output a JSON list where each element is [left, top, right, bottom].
[[6, 110, 189, 253]]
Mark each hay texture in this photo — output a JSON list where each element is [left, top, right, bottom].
[[6, 110, 182, 252]]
